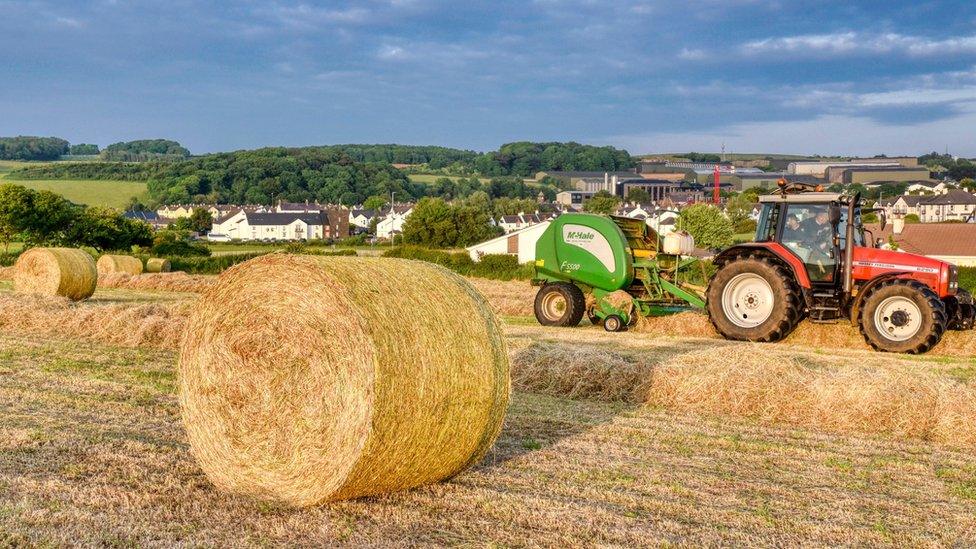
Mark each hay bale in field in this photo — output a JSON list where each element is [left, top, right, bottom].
[[13, 247, 97, 301], [179, 254, 510, 507], [145, 258, 172, 273], [96, 254, 143, 276]]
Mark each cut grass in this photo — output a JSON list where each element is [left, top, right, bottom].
[[0, 334, 974, 545]]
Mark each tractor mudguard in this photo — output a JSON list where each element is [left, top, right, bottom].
[[713, 243, 812, 289]]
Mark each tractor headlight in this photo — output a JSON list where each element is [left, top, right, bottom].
[[948, 265, 959, 292]]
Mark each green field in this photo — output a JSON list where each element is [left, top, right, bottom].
[[4, 179, 147, 209], [0, 161, 147, 209], [408, 173, 491, 185]]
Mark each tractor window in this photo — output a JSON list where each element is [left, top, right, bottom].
[[781, 204, 837, 283], [756, 204, 780, 242]]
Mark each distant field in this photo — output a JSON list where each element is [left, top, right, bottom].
[[0, 160, 147, 209], [2, 179, 148, 209], [408, 174, 491, 185]]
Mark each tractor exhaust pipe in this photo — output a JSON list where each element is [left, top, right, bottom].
[[843, 195, 856, 294]]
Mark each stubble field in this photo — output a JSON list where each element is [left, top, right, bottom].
[[0, 273, 974, 546]]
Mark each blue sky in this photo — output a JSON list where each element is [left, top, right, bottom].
[[2, 0, 975, 156]]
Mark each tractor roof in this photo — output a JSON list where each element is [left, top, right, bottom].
[[759, 192, 843, 204]]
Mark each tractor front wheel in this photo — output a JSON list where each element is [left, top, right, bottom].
[[706, 257, 803, 342], [858, 279, 946, 354], [534, 282, 585, 327]]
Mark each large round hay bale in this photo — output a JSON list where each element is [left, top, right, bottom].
[[145, 258, 172, 273], [97, 254, 143, 276], [13, 247, 97, 301], [179, 254, 510, 507]]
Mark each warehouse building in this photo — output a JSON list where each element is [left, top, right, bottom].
[[840, 167, 932, 185]]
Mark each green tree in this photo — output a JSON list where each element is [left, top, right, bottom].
[[625, 188, 651, 204], [362, 195, 388, 210], [67, 207, 154, 251], [69, 143, 100, 155], [402, 197, 498, 248], [960, 178, 975, 191], [725, 193, 755, 226], [0, 184, 34, 250], [905, 213, 921, 224], [678, 204, 734, 249], [582, 190, 621, 215]]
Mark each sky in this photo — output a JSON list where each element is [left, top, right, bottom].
[[2, 0, 975, 156]]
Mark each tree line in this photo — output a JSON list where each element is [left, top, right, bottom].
[[101, 139, 191, 161], [0, 137, 69, 161], [0, 183, 152, 252]]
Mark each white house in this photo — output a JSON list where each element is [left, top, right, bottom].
[[916, 189, 976, 223], [209, 210, 331, 241], [615, 203, 652, 219], [646, 209, 681, 235], [375, 204, 414, 240], [349, 209, 377, 231], [497, 212, 545, 233], [466, 221, 551, 264]]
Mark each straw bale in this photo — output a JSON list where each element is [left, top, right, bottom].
[[146, 258, 172, 273], [97, 254, 143, 276], [13, 247, 97, 301], [178, 254, 510, 507]]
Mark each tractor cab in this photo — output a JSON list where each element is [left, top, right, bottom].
[[755, 187, 867, 288]]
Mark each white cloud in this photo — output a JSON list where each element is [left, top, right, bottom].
[[605, 107, 976, 157], [677, 47, 706, 60], [53, 16, 83, 28], [740, 31, 976, 58]]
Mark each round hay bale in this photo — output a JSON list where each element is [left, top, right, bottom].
[[13, 247, 97, 301], [145, 258, 172, 273], [179, 254, 510, 507], [97, 254, 143, 276]]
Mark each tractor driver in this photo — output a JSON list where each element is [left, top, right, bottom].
[[800, 209, 835, 281]]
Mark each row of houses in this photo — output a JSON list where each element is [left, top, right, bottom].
[[877, 189, 976, 223]]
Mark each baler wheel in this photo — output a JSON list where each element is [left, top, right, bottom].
[[603, 315, 624, 332], [534, 283, 585, 327]]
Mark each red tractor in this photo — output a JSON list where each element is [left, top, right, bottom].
[[707, 181, 974, 353]]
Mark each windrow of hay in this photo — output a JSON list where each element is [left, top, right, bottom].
[[96, 254, 143, 276], [0, 293, 186, 349], [510, 341, 976, 448], [466, 277, 536, 317], [633, 310, 976, 358], [13, 247, 97, 301], [179, 255, 511, 507], [0, 266, 14, 281], [145, 258, 172, 273], [97, 272, 216, 293]]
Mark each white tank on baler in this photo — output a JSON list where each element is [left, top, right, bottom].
[[662, 230, 695, 255]]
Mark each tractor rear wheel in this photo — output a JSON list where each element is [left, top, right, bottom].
[[534, 282, 585, 327], [706, 257, 803, 342], [858, 279, 946, 354]]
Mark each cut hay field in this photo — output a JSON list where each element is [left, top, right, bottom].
[[0, 273, 974, 545]]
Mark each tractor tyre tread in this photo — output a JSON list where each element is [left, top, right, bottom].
[[706, 256, 803, 343], [857, 279, 946, 354], [534, 282, 586, 327]]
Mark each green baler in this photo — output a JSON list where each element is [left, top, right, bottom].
[[532, 213, 706, 331]]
